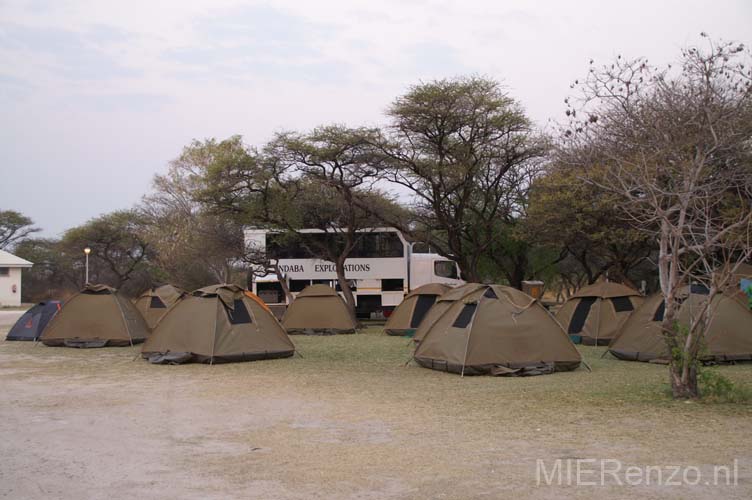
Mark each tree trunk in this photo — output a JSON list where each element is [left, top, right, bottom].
[[335, 257, 358, 323], [269, 265, 294, 304], [670, 363, 699, 399], [662, 303, 700, 399], [278, 276, 294, 304], [457, 255, 479, 282], [507, 253, 528, 290]]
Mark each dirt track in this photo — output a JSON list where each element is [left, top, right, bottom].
[[1, 322, 751, 499]]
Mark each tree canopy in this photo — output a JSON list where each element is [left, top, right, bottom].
[[0, 210, 40, 250], [376, 76, 546, 282]]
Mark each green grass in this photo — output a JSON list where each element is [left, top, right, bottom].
[[290, 325, 752, 409]]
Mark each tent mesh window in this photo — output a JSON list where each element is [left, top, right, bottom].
[[452, 303, 477, 328], [410, 295, 438, 328], [149, 296, 167, 309], [568, 297, 596, 334], [652, 301, 666, 322], [611, 296, 634, 312], [227, 299, 252, 325], [483, 288, 498, 299]]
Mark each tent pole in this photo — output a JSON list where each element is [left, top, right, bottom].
[[210, 300, 220, 365], [595, 298, 603, 347], [113, 293, 134, 348], [403, 353, 413, 367]]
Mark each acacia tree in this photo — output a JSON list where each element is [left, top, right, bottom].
[[375, 76, 546, 282], [61, 210, 154, 292], [263, 126, 403, 312], [0, 210, 40, 249], [195, 128, 405, 316], [12, 238, 80, 301], [559, 36, 752, 398]]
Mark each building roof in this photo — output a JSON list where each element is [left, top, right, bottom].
[[0, 249, 33, 268]]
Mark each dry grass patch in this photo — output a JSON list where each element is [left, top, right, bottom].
[[1, 324, 751, 499]]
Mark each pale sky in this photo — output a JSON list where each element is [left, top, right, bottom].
[[1, 0, 750, 237]]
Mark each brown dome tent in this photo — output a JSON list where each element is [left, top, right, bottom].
[[414, 284, 581, 376], [282, 284, 357, 335], [384, 283, 450, 336], [40, 284, 150, 348], [609, 285, 752, 363], [133, 284, 186, 329], [555, 280, 643, 345], [141, 284, 295, 364], [412, 283, 486, 343]]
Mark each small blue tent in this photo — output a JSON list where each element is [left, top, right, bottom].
[[5, 301, 62, 341]]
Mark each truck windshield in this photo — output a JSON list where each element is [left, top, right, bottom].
[[434, 260, 458, 279]]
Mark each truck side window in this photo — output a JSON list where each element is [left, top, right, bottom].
[[434, 260, 458, 279]]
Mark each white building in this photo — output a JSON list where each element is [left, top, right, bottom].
[[0, 249, 33, 307]]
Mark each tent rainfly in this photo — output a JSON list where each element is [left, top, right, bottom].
[[141, 284, 295, 364], [384, 283, 450, 336], [282, 284, 357, 335], [555, 280, 643, 345], [133, 284, 186, 329], [5, 301, 62, 341], [412, 283, 485, 343], [609, 284, 752, 363], [40, 284, 150, 348], [414, 283, 582, 376]]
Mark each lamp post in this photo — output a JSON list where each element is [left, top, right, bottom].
[[84, 247, 91, 284]]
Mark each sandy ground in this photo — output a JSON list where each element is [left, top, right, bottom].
[[1, 317, 751, 499], [0, 310, 26, 329]]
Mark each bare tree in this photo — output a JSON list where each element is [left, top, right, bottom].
[[560, 36, 752, 398], [141, 144, 258, 290]]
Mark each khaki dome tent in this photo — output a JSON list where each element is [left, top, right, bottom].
[[133, 284, 186, 329], [40, 284, 150, 348], [556, 280, 643, 345], [413, 283, 486, 343], [609, 285, 752, 363], [384, 283, 450, 336], [141, 284, 295, 364], [282, 284, 357, 335], [414, 284, 581, 376]]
